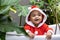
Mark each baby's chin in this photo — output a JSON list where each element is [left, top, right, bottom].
[[34, 22, 40, 25]]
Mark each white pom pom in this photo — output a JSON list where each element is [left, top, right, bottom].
[[34, 31, 38, 35], [28, 7, 31, 10]]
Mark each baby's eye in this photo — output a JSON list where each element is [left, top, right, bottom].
[[32, 15, 35, 17], [38, 14, 41, 16]]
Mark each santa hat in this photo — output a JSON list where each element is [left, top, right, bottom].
[[25, 5, 47, 27]]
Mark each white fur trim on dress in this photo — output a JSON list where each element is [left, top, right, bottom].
[[26, 30, 30, 33], [26, 8, 47, 27], [26, 30, 32, 33]]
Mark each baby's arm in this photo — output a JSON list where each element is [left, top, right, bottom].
[[24, 24, 34, 38], [26, 30, 35, 38], [46, 31, 52, 40], [44, 24, 54, 39], [46, 27, 54, 39]]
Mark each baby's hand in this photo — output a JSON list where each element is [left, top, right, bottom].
[[46, 32, 52, 40], [28, 32, 35, 39]]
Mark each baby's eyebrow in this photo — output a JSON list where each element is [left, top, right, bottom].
[[38, 13, 42, 14]]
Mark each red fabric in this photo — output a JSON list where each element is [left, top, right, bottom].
[[31, 5, 38, 9], [24, 23, 53, 35]]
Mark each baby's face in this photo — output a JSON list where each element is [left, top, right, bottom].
[[30, 10, 43, 25]]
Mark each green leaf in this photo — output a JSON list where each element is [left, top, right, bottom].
[[0, 22, 20, 33], [1, 0, 20, 6], [15, 5, 22, 11], [0, 22, 17, 32], [18, 12, 22, 16], [18, 6, 29, 16], [30, 0, 36, 5], [57, 3, 60, 11], [39, 1, 44, 7], [18, 27, 28, 35], [0, 6, 10, 14], [0, 21, 28, 35]]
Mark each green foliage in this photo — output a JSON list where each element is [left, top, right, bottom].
[[0, 21, 28, 35], [0, 0, 28, 34], [0, 0, 20, 14], [0, 14, 27, 34], [0, 0, 20, 6], [3, 1, 29, 17], [56, 2, 60, 23], [18, 6, 29, 16], [0, 0, 28, 40], [46, 0, 60, 24], [0, 22, 18, 32], [30, 0, 44, 8], [0, 6, 10, 14], [44, 0, 56, 24], [0, 32, 6, 40], [0, 14, 11, 22]]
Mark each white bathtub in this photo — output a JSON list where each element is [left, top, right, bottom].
[[6, 24, 60, 40]]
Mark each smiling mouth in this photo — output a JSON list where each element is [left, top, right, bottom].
[[35, 19, 39, 21]]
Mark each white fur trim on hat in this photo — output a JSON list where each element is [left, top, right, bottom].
[[26, 8, 47, 27], [28, 7, 31, 10]]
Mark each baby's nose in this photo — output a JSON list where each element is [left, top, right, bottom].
[[35, 16, 39, 18]]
